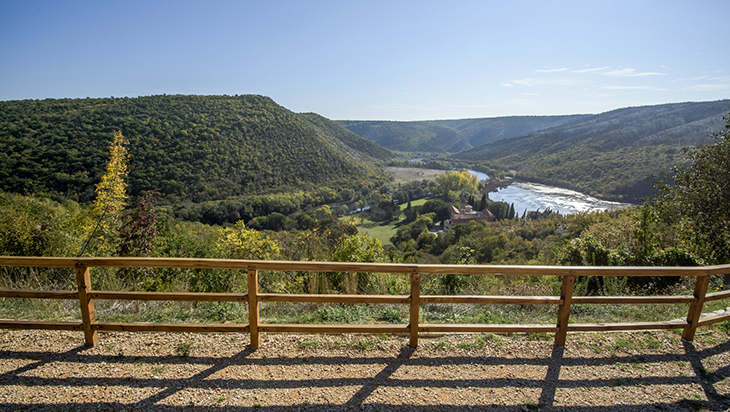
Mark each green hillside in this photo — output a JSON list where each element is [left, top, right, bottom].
[[455, 100, 730, 202], [337, 115, 590, 153], [0, 95, 389, 204], [296, 113, 392, 160], [337, 120, 466, 152]]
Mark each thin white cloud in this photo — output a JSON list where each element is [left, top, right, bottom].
[[672, 76, 708, 82], [501, 82, 515, 87], [511, 78, 586, 87], [571, 66, 611, 73], [602, 86, 653, 90], [513, 78, 541, 86], [686, 83, 730, 91], [507, 98, 537, 106], [535, 68, 569, 73], [599, 68, 666, 77]]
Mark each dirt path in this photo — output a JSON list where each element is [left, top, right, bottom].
[[1, 329, 729, 411]]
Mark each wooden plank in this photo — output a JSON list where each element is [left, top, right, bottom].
[[704, 289, 730, 302], [409, 272, 421, 348], [0, 256, 419, 274], [572, 295, 695, 304], [412, 265, 708, 277], [75, 266, 98, 346], [419, 324, 557, 333], [0, 320, 84, 331], [697, 313, 730, 327], [0, 256, 722, 277], [567, 321, 686, 332], [683, 275, 710, 341], [94, 322, 249, 333], [0, 289, 78, 299], [421, 295, 561, 304], [703, 265, 730, 277], [257, 294, 409, 304], [88, 291, 247, 302], [555, 274, 575, 346], [248, 269, 259, 348], [258, 324, 408, 334]]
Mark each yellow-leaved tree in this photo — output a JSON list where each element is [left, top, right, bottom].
[[435, 170, 478, 200], [82, 130, 129, 256], [216, 220, 281, 260], [187, 221, 282, 293]]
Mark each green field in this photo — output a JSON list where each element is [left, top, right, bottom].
[[354, 217, 400, 245], [351, 198, 431, 245], [399, 198, 428, 210]]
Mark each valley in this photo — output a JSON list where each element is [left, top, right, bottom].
[[1, 94, 729, 361], [1, 94, 729, 280]]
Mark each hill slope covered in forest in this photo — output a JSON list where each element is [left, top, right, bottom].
[[0, 95, 390, 204], [455, 100, 730, 201], [337, 114, 591, 152]]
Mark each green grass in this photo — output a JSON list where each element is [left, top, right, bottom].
[[297, 339, 320, 349], [354, 216, 400, 245], [175, 341, 193, 357], [399, 198, 428, 211], [351, 196, 433, 244]]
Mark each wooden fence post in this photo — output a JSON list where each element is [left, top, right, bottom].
[[75, 265, 98, 346], [248, 269, 260, 348], [409, 271, 421, 348], [683, 274, 710, 341], [555, 273, 575, 346]]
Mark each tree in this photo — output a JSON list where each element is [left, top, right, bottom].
[[84, 130, 129, 255], [217, 221, 280, 260], [117, 190, 159, 306], [118, 191, 159, 258], [435, 170, 478, 200], [329, 234, 387, 294], [654, 113, 730, 266]]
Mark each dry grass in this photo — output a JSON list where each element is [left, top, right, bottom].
[[385, 167, 445, 185]]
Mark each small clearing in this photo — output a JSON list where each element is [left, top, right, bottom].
[[386, 167, 445, 185]]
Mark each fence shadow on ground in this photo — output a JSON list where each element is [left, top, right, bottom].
[[1, 338, 729, 411]]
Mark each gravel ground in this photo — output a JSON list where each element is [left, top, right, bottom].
[[0, 328, 729, 411]]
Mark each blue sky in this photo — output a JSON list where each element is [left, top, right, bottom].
[[1, 0, 728, 120]]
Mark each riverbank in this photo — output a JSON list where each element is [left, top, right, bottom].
[[482, 176, 515, 198]]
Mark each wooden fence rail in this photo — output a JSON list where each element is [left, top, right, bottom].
[[0, 257, 729, 348]]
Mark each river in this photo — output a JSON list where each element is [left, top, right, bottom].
[[464, 169, 631, 215], [489, 182, 632, 215]]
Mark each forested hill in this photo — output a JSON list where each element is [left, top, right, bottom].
[[337, 114, 590, 152], [0, 95, 390, 204], [296, 113, 392, 160], [455, 100, 730, 202]]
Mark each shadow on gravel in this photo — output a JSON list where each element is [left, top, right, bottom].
[[1, 339, 729, 411]]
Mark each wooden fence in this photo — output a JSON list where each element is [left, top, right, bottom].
[[1, 257, 729, 348]]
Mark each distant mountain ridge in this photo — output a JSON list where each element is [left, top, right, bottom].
[[337, 114, 591, 152], [455, 99, 730, 201], [0, 95, 390, 204]]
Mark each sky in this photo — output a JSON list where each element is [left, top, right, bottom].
[[1, 0, 728, 121]]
